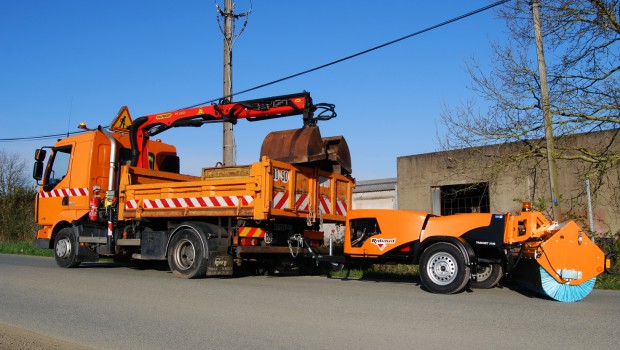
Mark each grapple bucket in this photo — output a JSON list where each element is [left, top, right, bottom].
[[261, 126, 326, 164], [322, 136, 352, 175], [260, 126, 352, 175]]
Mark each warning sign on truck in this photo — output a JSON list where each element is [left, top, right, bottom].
[[110, 106, 133, 133]]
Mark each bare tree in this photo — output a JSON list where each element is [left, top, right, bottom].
[[0, 149, 37, 241], [441, 0, 619, 214], [0, 149, 29, 196]]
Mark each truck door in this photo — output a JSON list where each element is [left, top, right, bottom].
[[36, 145, 80, 226]]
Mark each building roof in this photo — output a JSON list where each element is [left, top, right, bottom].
[[353, 178, 397, 193]]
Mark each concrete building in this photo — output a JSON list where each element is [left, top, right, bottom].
[[396, 129, 620, 234]]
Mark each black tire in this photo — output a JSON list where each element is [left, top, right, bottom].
[[54, 227, 81, 268], [471, 263, 503, 289], [419, 242, 470, 294], [167, 229, 207, 279]]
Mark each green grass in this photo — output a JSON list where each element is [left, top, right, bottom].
[[595, 273, 620, 290], [0, 241, 53, 257]]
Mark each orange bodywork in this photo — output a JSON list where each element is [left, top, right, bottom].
[[35, 128, 354, 245], [34, 130, 177, 244], [505, 211, 605, 284], [343, 210, 499, 258], [342, 208, 606, 286], [118, 157, 353, 222], [344, 209, 428, 257]]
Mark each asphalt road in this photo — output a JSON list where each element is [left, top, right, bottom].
[[1, 254, 619, 350]]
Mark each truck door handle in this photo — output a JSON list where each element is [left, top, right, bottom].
[[62, 197, 69, 206]]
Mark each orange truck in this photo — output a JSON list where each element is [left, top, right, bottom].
[[33, 92, 353, 278], [33, 92, 612, 302]]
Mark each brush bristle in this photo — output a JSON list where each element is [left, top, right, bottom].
[[510, 260, 596, 302], [538, 266, 596, 302]]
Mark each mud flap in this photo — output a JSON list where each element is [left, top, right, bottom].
[[207, 251, 233, 276]]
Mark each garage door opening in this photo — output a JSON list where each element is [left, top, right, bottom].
[[432, 183, 490, 215]]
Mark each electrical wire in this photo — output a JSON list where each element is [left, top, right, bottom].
[[0, 0, 509, 143], [188, 0, 510, 107], [0, 131, 88, 142]]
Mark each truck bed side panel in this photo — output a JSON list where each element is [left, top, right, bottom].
[[118, 157, 354, 223]]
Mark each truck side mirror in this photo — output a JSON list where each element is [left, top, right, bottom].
[[33, 161, 44, 181], [35, 149, 46, 162], [33, 149, 47, 181]]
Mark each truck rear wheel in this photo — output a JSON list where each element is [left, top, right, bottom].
[[420, 242, 470, 294], [471, 263, 503, 289], [54, 228, 81, 268], [168, 229, 207, 279]]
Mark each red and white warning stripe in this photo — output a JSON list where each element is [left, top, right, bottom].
[[39, 187, 88, 198], [125, 195, 253, 210], [318, 196, 331, 215], [272, 190, 289, 209], [336, 199, 348, 216], [295, 193, 309, 211]]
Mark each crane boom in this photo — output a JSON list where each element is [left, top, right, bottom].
[[129, 92, 316, 168]]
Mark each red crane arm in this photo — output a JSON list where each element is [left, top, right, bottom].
[[129, 92, 315, 168]]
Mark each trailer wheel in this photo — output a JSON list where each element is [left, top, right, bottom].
[[168, 229, 207, 279], [420, 242, 470, 294], [471, 263, 503, 289], [54, 228, 81, 268]]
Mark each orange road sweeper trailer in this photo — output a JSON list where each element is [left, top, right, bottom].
[[325, 204, 611, 302]]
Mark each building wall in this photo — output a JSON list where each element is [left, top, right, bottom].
[[352, 191, 396, 209], [397, 129, 620, 234]]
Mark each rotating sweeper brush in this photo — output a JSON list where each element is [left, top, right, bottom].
[[505, 207, 607, 302]]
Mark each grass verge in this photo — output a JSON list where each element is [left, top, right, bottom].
[[595, 273, 620, 290], [0, 241, 53, 257]]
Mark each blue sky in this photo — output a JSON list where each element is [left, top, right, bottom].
[[0, 1, 507, 180]]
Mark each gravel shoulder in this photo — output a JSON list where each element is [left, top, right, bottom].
[[0, 322, 92, 350]]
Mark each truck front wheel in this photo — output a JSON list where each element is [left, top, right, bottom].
[[168, 229, 207, 279], [420, 242, 470, 294], [54, 228, 81, 268]]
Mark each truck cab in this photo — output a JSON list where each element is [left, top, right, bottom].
[[33, 129, 177, 249]]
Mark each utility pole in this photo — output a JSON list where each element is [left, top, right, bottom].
[[222, 0, 234, 166], [531, 0, 561, 221], [217, 1, 251, 166]]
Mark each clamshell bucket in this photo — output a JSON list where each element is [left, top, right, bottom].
[[261, 126, 352, 175], [322, 135, 352, 175]]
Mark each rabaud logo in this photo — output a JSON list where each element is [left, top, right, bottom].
[[371, 238, 396, 251]]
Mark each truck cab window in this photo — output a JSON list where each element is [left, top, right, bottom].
[[350, 218, 381, 247], [44, 146, 71, 191]]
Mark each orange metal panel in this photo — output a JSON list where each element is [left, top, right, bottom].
[[344, 209, 427, 257], [535, 221, 605, 284]]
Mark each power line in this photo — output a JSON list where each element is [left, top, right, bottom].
[[0, 0, 509, 143], [0, 131, 87, 143], [187, 0, 509, 107]]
